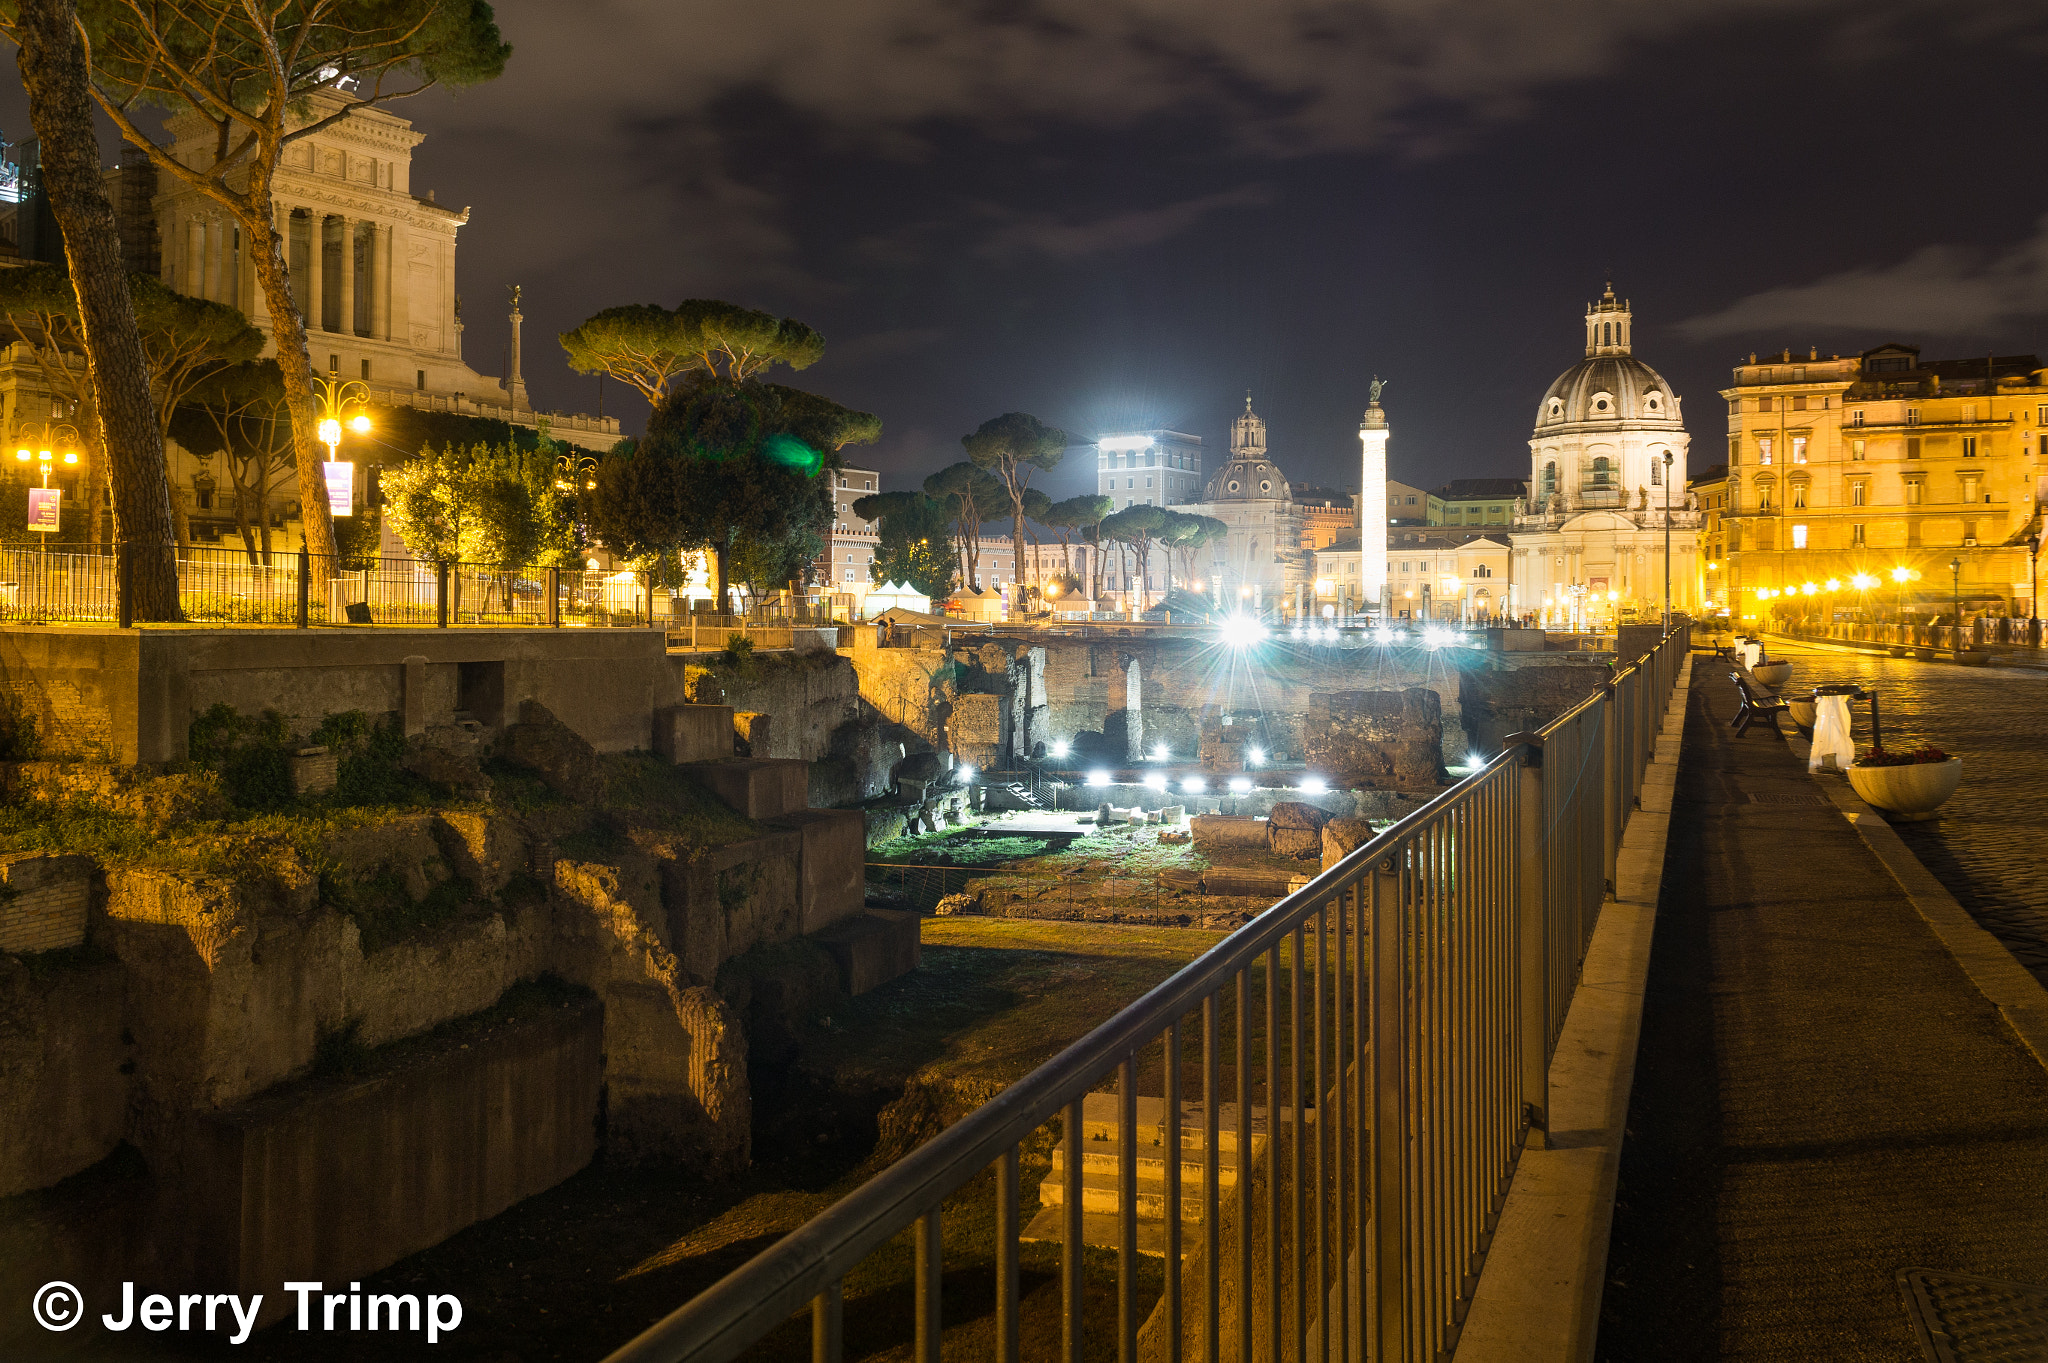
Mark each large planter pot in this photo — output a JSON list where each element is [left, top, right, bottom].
[[1787, 697, 1816, 735], [1956, 649, 1991, 667], [1847, 758, 1962, 822], [1886, 645, 1908, 658], [1752, 660, 1793, 688]]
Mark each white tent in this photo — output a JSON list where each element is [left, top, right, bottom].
[[953, 584, 1006, 622], [864, 580, 932, 615]]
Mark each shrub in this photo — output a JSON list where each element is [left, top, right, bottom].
[[311, 710, 418, 806], [188, 703, 293, 809], [1854, 745, 1951, 768], [0, 691, 39, 761]]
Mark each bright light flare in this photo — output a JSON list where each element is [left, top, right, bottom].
[[1298, 776, 1329, 795], [348, 413, 372, 434], [1228, 777, 1252, 794], [317, 417, 341, 448], [956, 764, 975, 782], [1086, 769, 1111, 786], [1153, 743, 1170, 762], [1050, 740, 1070, 759], [1144, 773, 1167, 790], [1182, 776, 1208, 794], [1372, 626, 1394, 646], [1219, 615, 1268, 647], [1246, 746, 1265, 766]]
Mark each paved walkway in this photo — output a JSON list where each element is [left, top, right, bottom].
[[1597, 656, 2048, 1361], [1761, 637, 2048, 982]]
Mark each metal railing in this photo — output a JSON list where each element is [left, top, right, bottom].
[[610, 626, 1689, 1363], [0, 542, 686, 628]]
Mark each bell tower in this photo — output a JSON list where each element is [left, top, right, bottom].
[[1584, 282, 1633, 357]]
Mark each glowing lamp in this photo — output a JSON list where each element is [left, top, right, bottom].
[[1051, 740, 1071, 759], [1247, 747, 1265, 766], [1299, 776, 1329, 795], [1086, 770, 1111, 786], [349, 413, 372, 434], [1182, 776, 1207, 794], [317, 417, 342, 448], [1144, 773, 1167, 791], [1228, 777, 1252, 794], [61, 452, 76, 464], [13, 449, 27, 462]]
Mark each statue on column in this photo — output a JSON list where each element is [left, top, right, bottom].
[[1368, 375, 1388, 405], [1636, 485, 1649, 510]]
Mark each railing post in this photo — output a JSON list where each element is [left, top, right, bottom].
[[1601, 681, 1620, 892], [436, 563, 449, 629], [295, 543, 310, 629], [1369, 851, 1408, 1359], [547, 566, 560, 628], [1506, 733, 1549, 1149]]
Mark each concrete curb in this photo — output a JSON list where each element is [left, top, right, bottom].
[[1454, 663, 1693, 1363], [1787, 733, 2048, 1077]]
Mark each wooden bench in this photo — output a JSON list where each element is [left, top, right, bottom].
[[1728, 671, 1792, 737]]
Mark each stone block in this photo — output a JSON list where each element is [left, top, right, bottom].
[[653, 705, 734, 763], [290, 745, 338, 797], [402, 654, 428, 738], [813, 908, 920, 996], [503, 700, 607, 803], [1266, 801, 1329, 859], [694, 758, 809, 820], [0, 853, 91, 954], [1484, 628, 1547, 652], [767, 808, 867, 934], [1191, 814, 1268, 851], [734, 711, 772, 758], [1321, 817, 1378, 872]]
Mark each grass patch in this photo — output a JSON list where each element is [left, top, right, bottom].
[[598, 751, 760, 847], [869, 827, 1055, 867]]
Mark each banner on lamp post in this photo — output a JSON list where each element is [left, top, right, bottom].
[[26, 487, 59, 533], [322, 461, 354, 517]]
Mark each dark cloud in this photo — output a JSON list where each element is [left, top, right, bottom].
[[1678, 218, 2048, 339], [975, 185, 1273, 262]]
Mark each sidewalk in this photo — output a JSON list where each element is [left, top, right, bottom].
[[1597, 656, 2048, 1361]]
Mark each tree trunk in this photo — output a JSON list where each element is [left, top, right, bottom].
[[12, 0, 181, 619], [244, 186, 339, 568]]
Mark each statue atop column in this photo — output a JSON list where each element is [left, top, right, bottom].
[[1368, 375, 1388, 405]]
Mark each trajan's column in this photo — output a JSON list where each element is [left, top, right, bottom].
[[1358, 378, 1390, 613]]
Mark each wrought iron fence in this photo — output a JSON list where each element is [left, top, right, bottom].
[[0, 542, 666, 628], [605, 626, 1688, 1363]]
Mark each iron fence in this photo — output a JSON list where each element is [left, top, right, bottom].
[[609, 626, 1688, 1363]]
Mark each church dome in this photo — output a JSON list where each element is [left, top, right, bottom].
[[1207, 396, 1291, 501], [1536, 355, 1681, 428]]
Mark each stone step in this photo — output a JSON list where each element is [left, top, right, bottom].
[[1038, 1158, 1247, 1222], [1020, 1206, 1174, 1257]]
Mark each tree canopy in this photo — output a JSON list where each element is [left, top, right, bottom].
[[853, 489, 956, 601], [381, 441, 576, 573], [590, 372, 877, 607], [923, 460, 1005, 589], [1159, 509, 1229, 593], [1100, 503, 1167, 612], [562, 298, 828, 402], [963, 410, 1067, 591]]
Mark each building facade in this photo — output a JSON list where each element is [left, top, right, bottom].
[[1096, 428, 1203, 509], [1313, 527, 1511, 622], [1431, 478, 1526, 526], [1512, 285, 1700, 628], [1689, 463, 1729, 612], [1718, 343, 2044, 620], [819, 465, 881, 608]]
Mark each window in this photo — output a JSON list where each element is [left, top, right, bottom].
[[2039, 404, 2048, 426], [1791, 524, 1808, 549], [1963, 404, 1979, 422], [1791, 436, 1807, 464], [1907, 409, 1921, 425], [1791, 483, 1807, 509], [1851, 481, 1867, 506], [360, 359, 370, 380], [328, 353, 338, 372], [1907, 437, 1921, 459], [1757, 437, 1774, 465], [1757, 483, 1774, 510], [1852, 523, 1865, 547], [1473, 564, 1492, 578], [1853, 439, 1866, 461], [1792, 395, 1807, 412], [1146, 476, 1153, 487], [1962, 436, 1978, 458], [416, 370, 426, 390], [1906, 480, 1922, 505], [1760, 396, 1774, 413], [1591, 456, 1610, 485], [1851, 409, 1864, 427], [1794, 367, 1807, 382], [1127, 478, 1134, 489], [1541, 462, 1557, 494]]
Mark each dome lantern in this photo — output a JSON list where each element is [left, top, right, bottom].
[[1584, 281, 1632, 358]]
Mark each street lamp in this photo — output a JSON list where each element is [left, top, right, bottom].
[[311, 367, 373, 531], [1950, 555, 1964, 661], [13, 423, 80, 610], [1662, 449, 1674, 630]]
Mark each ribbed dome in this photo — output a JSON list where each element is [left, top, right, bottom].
[[1535, 355, 1681, 429], [1206, 458, 1290, 502]]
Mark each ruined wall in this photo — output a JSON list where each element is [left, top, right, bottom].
[[0, 951, 127, 1198], [1301, 689, 1450, 791], [1457, 660, 1612, 757]]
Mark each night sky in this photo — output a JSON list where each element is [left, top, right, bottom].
[[7, 1, 2048, 504]]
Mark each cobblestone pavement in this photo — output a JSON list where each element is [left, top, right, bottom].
[[1759, 638, 2048, 980]]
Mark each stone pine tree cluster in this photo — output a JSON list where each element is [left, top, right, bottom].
[[562, 299, 880, 609]]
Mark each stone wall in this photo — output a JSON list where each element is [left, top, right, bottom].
[[1301, 688, 1449, 791], [183, 994, 602, 1322], [0, 627, 690, 764], [0, 853, 91, 953], [0, 950, 127, 1198], [1457, 659, 1611, 757]]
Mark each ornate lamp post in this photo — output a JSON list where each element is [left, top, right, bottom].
[[311, 368, 372, 538], [12, 422, 81, 613], [1950, 555, 1965, 661]]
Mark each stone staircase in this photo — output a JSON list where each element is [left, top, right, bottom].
[[1023, 1092, 1274, 1257]]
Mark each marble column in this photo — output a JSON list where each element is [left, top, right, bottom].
[[304, 211, 325, 330], [335, 215, 355, 338], [387, 223, 411, 362], [367, 222, 388, 342]]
